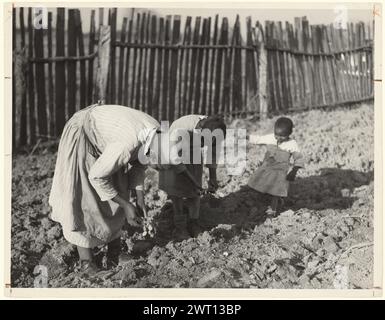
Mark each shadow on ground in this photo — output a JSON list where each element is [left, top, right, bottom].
[[153, 168, 373, 243]]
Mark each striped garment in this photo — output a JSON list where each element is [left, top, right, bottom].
[[49, 104, 159, 248]]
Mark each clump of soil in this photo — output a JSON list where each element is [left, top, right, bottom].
[[11, 103, 374, 288]]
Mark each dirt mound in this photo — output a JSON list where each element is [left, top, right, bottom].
[[11, 103, 374, 288]]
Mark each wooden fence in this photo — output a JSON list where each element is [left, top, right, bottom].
[[12, 8, 374, 148]]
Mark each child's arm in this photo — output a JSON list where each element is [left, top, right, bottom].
[[286, 166, 301, 181], [287, 150, 304, 181], [249, 133, 275, 145]]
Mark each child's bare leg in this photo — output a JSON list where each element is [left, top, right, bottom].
[[265, 196, 279, 217], [186, 196, 201, 237], [185, 196, 200, 220], [271, 196, 279, 212], [170, 196, 190, 241]]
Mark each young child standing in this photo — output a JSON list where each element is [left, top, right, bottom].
[[248, 117, 304, 217], [158, 115, 226, 241]]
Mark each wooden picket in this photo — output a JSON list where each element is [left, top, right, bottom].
[[12, 7, 374, 148]]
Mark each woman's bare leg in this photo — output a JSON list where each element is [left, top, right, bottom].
[[271, 196, 279, 212], [185, 196, 200, 220], [186, 196, 201, 237], [77, 246, 93, 261]]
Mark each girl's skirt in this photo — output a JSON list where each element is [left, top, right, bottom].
[[248, 165, 289, 197]]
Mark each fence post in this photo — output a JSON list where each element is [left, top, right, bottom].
[[254, 24, 268, 120], [94, 25, 111, 104]]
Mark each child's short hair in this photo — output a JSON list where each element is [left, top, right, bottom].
[[274, 117, 293, 136], [201, 115, 227, 135]]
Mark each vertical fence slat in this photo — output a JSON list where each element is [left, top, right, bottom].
[[55, 8, 65, 135], [67, 9, 77, 117], [201, 17, 211, 115], [320, 25, 335, 104], [233, 16, 243, 112], [208, 15, 218, 115], [213, 18, 225, 114], [361, 22, 369, 97], [135, 13, 146, 110], [147, 15, 157, 116], [181, 17, 192, 116], [193, 18, 206, 114], [94, 26, 111, 102], [12, 8, 16, 147], [153, 17, 164, 120], [123, 18, 133, 106], [302, 18, 313, 108], [117, 17, 128, 105], [187, 16, 201, 114], [76, 10, 86, 110], [161, 15, 171, 119], [34, 13, 47, 136], [294, 18, 303, 108], [47, 12, 54, 135], [246, 17, 257, 112], [265, 22, 275, 112], [347, 23, 357, 101], [272, 22, 280, 112], [277, 21, 288, 111], [99, 8, 104, 26], [267, 22, 279, 112], [87, 10, 96, 105], [130, 14, 140, 107], [27, 8, 36, 143], [282, 22, 293, 109], [221, 18, 230, 114], [170, 15, 181, 121], [19, 8, 27, 145], [287, 22, 298, 109], [255, 22, 267, 118], [109, 8, 117, 103], [353, 23, 361, 99], [178, 16, 188, 117], [338, 26, 351, 101], [142, 13, 151, 113]]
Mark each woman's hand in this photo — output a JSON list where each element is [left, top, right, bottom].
[[113, 195, 143, 227], [123, 202, 143, 227]]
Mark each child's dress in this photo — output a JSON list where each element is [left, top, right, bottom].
[[159, 115, 208, 198], [248, 133, 304, 197]]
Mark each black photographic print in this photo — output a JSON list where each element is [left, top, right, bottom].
[[8, 2, 381, 296]]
